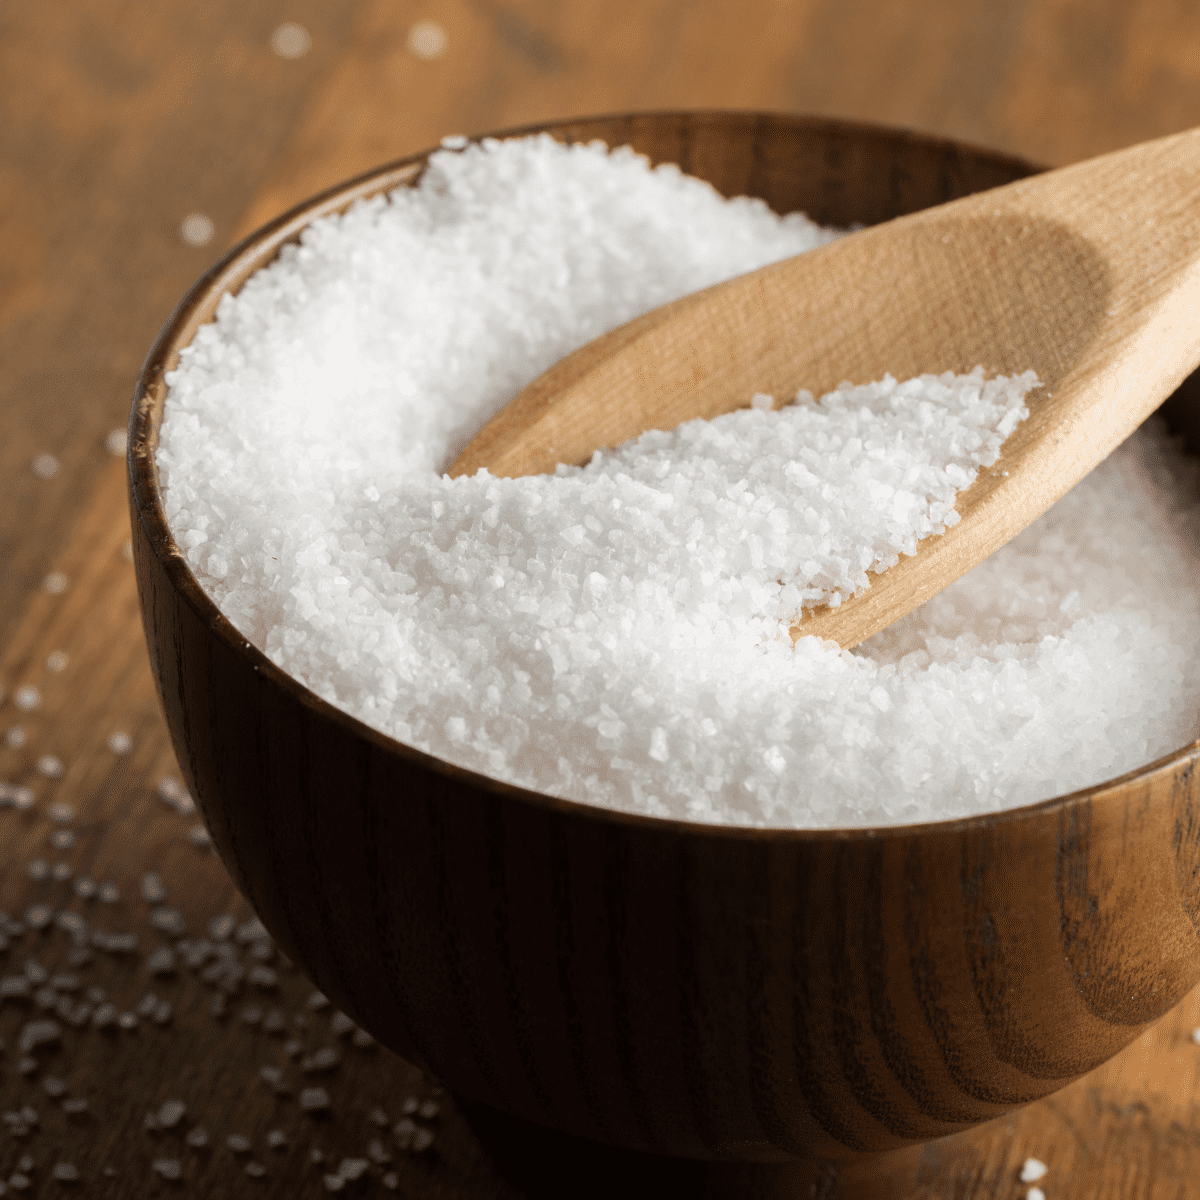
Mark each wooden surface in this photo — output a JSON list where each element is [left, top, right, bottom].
[[450, 124, 1200, 649], [5, 1, 1200, 1195]]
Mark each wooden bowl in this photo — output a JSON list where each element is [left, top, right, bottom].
[[128, 111, 1200, 1164]]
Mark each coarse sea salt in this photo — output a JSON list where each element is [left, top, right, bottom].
[[157, 134, 1200, 828]]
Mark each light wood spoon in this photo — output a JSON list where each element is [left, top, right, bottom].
[[448, 127, 1200, 649]]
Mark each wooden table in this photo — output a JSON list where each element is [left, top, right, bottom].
[[4, 1, 1200, 1195]]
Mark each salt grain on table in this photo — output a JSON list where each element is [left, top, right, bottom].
[[157, 133, 1200, 828]]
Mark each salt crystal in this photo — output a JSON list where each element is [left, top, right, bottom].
[[236, 917, 268, 942], [52, 1163, 78, 1182], [226, 1134, 251, 1153], [107, 732, 132, 754], [185, 1126, 209, 1147], [406, 19, 446, 59], [270, 22, 311, 59], [43, 572, 68, 595], [56, 911, 85, 936], [14, 686, 39, 711], [157, 776, 195, 813], [249, 965, 277, 989], [18, 1021, 59, 1053], [152, 1159, 181, 1179], [302, 1046, 340, 1073], [140, 873, 165, 903], [1020, 1158, 1049, 1182], [150, 907, 185, 936], [91, 1003, 117, 1028], [300, 1087, 330, 1112], [147, 947, 176, 975], [24, 905, 51, 930], [259, 1066, 285, 1089], [31, 453, 59, 479], [179, 213, 215, 248], [208, 915, 235, 941]]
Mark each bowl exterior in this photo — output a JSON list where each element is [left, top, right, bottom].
[[129, 111, 1200, 1162]]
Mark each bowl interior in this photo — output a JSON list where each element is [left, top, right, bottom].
[[132, 109, 1200, 839]]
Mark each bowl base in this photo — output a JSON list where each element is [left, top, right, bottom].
[[456, 1096, 919, 1198]]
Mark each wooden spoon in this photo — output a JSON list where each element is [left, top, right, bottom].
[[448, 126, 1200, 649]]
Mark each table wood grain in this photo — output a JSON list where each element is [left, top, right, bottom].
[[4, 1, 1200, 1195]]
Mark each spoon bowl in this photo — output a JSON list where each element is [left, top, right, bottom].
[[129, 111, 1200, 1164], [450, 127, 1200, 649]]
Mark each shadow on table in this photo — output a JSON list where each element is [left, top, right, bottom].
[[456, 1097, 848, 1200]]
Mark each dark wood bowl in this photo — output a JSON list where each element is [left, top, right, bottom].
[[127, 111, 1200, 1164]]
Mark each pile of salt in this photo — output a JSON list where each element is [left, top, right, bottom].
[[157, 134, 1200, 827]]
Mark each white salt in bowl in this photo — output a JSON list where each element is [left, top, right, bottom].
[[129, 111, 1200, 1164]]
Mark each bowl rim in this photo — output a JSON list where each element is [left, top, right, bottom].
[[127, 107, 1200, 846]]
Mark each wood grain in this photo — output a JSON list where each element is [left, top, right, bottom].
[[7, 1, 1200, 1195]]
